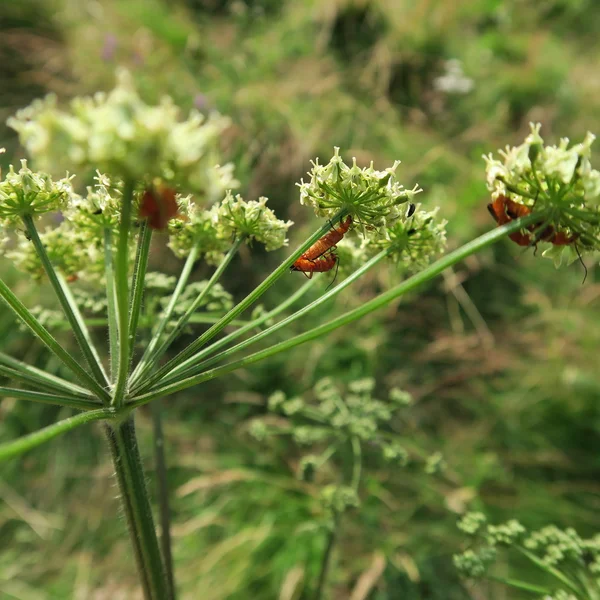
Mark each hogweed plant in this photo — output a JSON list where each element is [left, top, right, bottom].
[[249, 378, 414, 599], [0, 69, 599, 598], [454, 512, 600, 599]]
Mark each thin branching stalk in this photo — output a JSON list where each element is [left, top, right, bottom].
[[128, 220, 153, 363], [44, 315, 252, 330], [162, 277, 316, 379], [0, 352, 92, 397], [130, 243, 200, 384], [0, 276, 111, 402], [0, 408, 113, 462], [487, 575, 550, 595], [130, 238, 244, 389], [105, 416, 170, 600], [22, 215, 110, 387], [314, 515, 339, 600], [152, 400, 176, 599], [350, 436, 362, 491], [149, 249, 390, 390], [112, 180, 135, 406], [128, 216, 541, 406], [105, 228, 119, 381], [0, 386, 101, 410], [133, 213, 347, 393], [0, 364, 88, 397]]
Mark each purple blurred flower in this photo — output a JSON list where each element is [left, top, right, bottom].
[[194, 93, 209, 111], [101, 34, 118, 62]]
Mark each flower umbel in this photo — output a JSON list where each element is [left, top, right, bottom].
[[8, 69, 237, 198], [214, 191, 293, 251], [484, 123, 600, 266], [298, 147, 422, 228], [454, 515, 600, 598], [0, 160, 73, 226]]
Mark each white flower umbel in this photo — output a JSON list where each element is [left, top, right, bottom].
[[8, 69, 237, 200], [0, 160, 73, 226], [484, 123, 600, 266], [213, 191, 293, 251], [298, 147, 422, 229]]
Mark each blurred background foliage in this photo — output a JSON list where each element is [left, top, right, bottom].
[[1, 0, 600, 598]]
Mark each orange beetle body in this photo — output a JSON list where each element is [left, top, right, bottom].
[[487, 195, 577, 247], [291, 252, 338, 279], [139, 186, 181, 230], [298, 216, 352, 262]]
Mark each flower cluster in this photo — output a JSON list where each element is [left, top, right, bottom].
[[0, 160, 73, 226], [216, 191, 293, 251], [372, 204, 448, 270], [250, 377, 413, 489], [298, 147, 422, 229], [484, 122, 600, 266], [454, 513, 600, 598], [168, 191, 292, 263], [8, 69, 236, 199], [3, 173, 131, 282], [297, 149, 446, 272]]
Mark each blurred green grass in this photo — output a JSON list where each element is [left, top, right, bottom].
[[1, 0, 599, 598]]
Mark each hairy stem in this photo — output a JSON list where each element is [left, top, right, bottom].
[[0, 408, 112, 462], [130, 238, 244, 391], [22, 215, 109, 388], [152, 401, 176, 599], [140, 212, 347, 391], [105, 416, 170, 600], [0, 276, 111, 402], [130, 243, 200, 385], [104, 228, 119, 381], [150, 249, 390, 390], [112, 180, 135, 406], [129, 216, 540, 406], [128, 220, 153, 363], [0, 386, 100, 410], [0, 353, 92, 397]]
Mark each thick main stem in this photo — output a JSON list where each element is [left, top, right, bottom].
[[104, 416, 170, 600], [152, 401, 176, 599]]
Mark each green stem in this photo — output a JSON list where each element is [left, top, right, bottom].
[[0, 276, 111, 402], [139, 213, 346, 392], [0, 352, 92, 397], [152, 401, 176, 599], [105, 228, 119, 381], [314, 515, 339, 600], [130, 238, 243, 390], [487, 575, 550, 595], [517, 547, 581, 595], [0, 409, 113, 462], [128, 220, 153, 363], [129, 243, 200, 385], [0, 386, 100, 410], [0, 364, 87, 398], [112, 180, 135, 406], [45, 315, 252, 330], [146, 249, 389, 392], [350, 436, 362, 491], [104, 416, 170, 600], [128, 215, 541, 406], [22, 215, 109, 388]]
